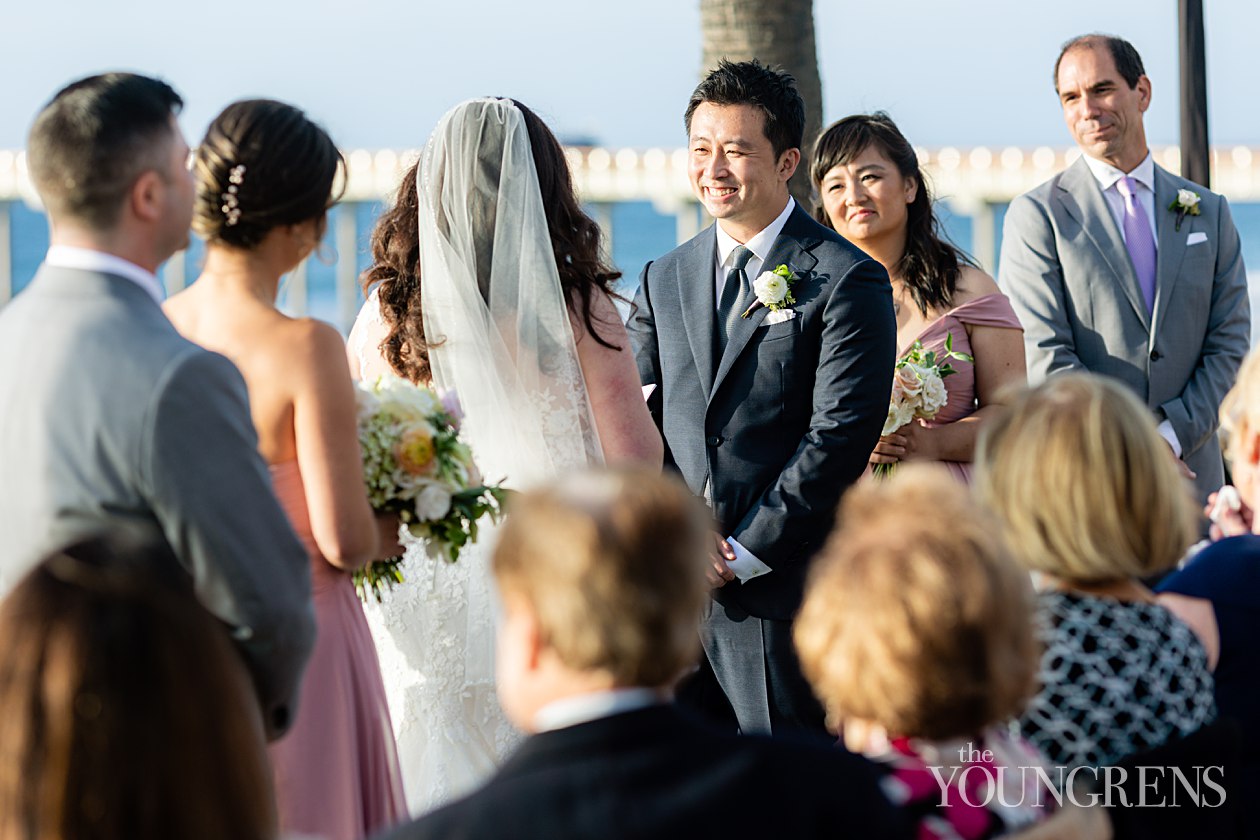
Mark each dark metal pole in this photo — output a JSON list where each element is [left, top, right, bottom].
[[1179, 0, 1210, 187]]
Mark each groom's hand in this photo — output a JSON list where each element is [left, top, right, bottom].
[[707, 533, 737, 588]]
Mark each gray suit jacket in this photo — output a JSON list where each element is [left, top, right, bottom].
[[629, 205, 895, 620], [0, 266, 315, 738], [998, 156, 1250, 502]]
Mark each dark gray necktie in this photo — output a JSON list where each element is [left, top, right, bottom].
[[716, 245, 754, 354]]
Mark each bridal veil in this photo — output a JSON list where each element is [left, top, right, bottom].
[[417, 97, 604, 490]]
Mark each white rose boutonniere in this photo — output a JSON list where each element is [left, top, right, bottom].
[[741, 264, 797, 318], [1168, 189, 1202, 232]]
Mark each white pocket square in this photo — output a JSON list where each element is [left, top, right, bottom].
[[1187, 232, 1209, 246], [765, 309, 797, 325]]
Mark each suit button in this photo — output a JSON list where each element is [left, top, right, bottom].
[[706, 435, 724, 447], [1150, 350, 1162, 361]]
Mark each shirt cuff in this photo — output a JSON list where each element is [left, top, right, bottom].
[[726, 538, 772, 583], [1157, 420, 1183, 458]]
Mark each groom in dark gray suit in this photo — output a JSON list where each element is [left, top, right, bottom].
[[0, 74, 314, 738], [999, 34, 1249, 506], [629, 61, 895, 737]]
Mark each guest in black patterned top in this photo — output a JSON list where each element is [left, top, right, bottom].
[[976, 374, 1215, 770]]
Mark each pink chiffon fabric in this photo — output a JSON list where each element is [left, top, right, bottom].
[[898, 292, 1022, 483], [267, 461, 407, 840]]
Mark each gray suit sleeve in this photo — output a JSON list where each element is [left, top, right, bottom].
[[998, 193, 1089, 383], [140, 348, 315, 740], [627, 261, 662, 410], [1159, 195, 1250, 456]]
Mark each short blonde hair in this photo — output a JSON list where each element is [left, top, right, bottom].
[[794, 464, 1037, 740], [1219, 348, 1260, 461], [492, 467, 710, 688], [975, 374, 1196, 582]]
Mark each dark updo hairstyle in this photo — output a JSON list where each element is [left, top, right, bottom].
[[0, 532, 275, 840], [192, 99, 345, 249], [360, 98, 623, 385], [810, 112, 975, 316]]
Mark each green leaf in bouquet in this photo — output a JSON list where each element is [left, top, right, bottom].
[[353, 556, 407, 604]]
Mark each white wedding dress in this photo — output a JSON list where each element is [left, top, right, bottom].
[[350, 99, 604, 816]]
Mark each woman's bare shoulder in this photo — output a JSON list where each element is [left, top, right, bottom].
[[951, 265, 1001, 306]]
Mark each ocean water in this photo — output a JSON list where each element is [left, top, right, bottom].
[[6, 199, 1260, 338]]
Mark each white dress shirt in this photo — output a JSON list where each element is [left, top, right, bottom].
[[1081, 153, 1181, 456], [713, 197, 796, 309], [532, 688, 664, 733], [707, 198, 796, 583], [44, 246, 165, 306], [1082, 152, 1157, 244]]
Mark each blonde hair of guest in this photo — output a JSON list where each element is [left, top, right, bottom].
[[975, 373, 1196, 583], [1219, 348, 1260, 459], [794, 463, 1038, 740], [493, 467, 710, 688]]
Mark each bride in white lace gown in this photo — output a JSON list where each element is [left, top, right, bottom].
[[347, 98, 661, 815]]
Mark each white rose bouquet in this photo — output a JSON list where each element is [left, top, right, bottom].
[[876, 334, 973, 478], [353, 375, 508, 602]]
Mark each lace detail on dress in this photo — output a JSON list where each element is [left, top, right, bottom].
[[361, 530, 521, 815], [350, 295, 524, 817]]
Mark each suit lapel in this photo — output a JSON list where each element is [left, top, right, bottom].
[[1150, 165, 1188, 345], [1056, 157, 1150, 331], [710, 206, 819, 399], [677, 229, 719, 390]]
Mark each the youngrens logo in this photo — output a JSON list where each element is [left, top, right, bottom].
[[928, 742, 1226, 809]]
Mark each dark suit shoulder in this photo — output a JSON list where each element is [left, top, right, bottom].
[[383, 707, 908, 840], [649, 225, 715, 274]]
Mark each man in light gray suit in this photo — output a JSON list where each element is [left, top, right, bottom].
[[999, 34, 1249, 506], [0, 73, 314, 738]]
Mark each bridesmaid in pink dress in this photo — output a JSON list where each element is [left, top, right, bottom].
[[810, 112, 1026, 481], [164, 100, 406, 839]]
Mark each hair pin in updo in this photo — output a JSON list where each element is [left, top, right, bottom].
[[220, 164, 246, 227]]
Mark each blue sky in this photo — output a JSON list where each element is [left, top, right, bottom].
[[2, 0, 1256, 151]]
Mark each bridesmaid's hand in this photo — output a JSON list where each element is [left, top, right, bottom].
[[869, 432, 907, 465], [869, 421, 936, 465], [376, 513, 405, 560]]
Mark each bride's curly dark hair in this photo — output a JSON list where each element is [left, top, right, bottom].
[[360, 99, 623, 385], [360, 159, 426, 383]]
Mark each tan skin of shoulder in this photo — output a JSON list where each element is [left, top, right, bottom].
[[871, 266, 1026, 466], [165, 223, 397, 569]]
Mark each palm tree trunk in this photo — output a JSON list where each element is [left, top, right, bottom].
[[699, 0, 823, 208]]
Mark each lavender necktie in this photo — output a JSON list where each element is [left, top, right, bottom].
[[1116, 176, 1157, 313]]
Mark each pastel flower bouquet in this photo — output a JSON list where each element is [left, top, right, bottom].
[[875, 334, 973, 478], [353, 375, 508, 602]]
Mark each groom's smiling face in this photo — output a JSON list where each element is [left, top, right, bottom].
[[688, 102, 797, 241]]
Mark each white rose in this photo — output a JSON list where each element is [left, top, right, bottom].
[[376, 375, 442, 419], [753, 271, 788, 306], [883, 399, 917, 436], [1177, 189, 1200, 209], [893, 364, 922, 398], [882, 403, 903, 436], [919, 375, 948, 417], [413, 481, 453, 521]]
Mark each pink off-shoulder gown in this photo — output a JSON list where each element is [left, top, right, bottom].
[[898, 292, 1023, 483], [267, 461, 407, 840]]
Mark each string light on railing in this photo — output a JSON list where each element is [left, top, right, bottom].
[[615, 148, 638, 170]]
